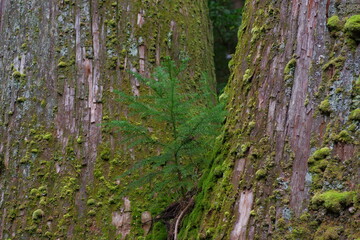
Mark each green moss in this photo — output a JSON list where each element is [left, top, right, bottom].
[[21, 43, 28, 50], [255, 169, 267, 180], [32, 209, 44, 220], [314, 224, 344, 240], [213, 165, 224, 178], [349, 108, 360, 121], [335, 87, 344, 93], [276, 218, 286, 231], [248, 121, 256, 129], [249, 210, 256, 217], [319, 99, 332, 114], [344, 15, 360, 41], [39, 197, 47, 205], [269, 205, 276, 221], [284, 58, 297, 75], [106, 56, 118, 70], [40, 100, 46, 107], [299, 212, 310, 222], [57, 61, 68, 68], [327, 16, 342, 32], [18, 203, 26, 210], [100, 147, 111, 161], [348, 123, 357, 132], [42, 133, 52, 141], [88, 209, 96, 216], [76, 136, 83, 144], [352, 77, 360, 97], [309, 147, 332, 174], [250, 26, 262, 43], [309, 159, 329, 173], [16, 97, 26, 103], [108, 197, 116, 204], [240, 142, 251, 156], [312, 147, 331, 160], [31, 148, 39, 153], [12, 71, 22, 79], [333, 130, 352, 143], [87, 199, 96, 206], [242, 69, 252, 83], [8, 208, 17, 220], [106, 19, 116, 28], [38, 186, 47, 195], [30, 188, 40, 197], [292, 227, 310, 238], [311, 190, 355, 213], [322, 227, 341, 240], [322, 56, 346, 71]]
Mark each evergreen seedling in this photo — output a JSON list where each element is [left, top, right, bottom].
[[108, 58, 227, 197]]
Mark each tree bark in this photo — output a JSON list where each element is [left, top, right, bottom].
[[0, 0, 213, 239], [232, 0, 244, 9], [182, 0, 359, 239]]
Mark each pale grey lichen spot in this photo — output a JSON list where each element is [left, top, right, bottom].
[[129, 41, 138, 57], [282, 207, 291, 220], [305, 172, 312, 187]]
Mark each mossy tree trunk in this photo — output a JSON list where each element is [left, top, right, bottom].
[[0, 0, 213, 239], [181, 1, 359, 239]]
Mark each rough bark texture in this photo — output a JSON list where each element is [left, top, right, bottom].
[[0, 0, 213, 239], [181, 0, 359, 239], [232, 0, 244, 9]]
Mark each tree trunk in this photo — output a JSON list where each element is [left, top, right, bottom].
[[232, 0, 244, 9], [181, 1, 359, 239], [0, 0, 213, 239]]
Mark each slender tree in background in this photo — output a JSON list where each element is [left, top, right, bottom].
[[208, 0, 243, 91]]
